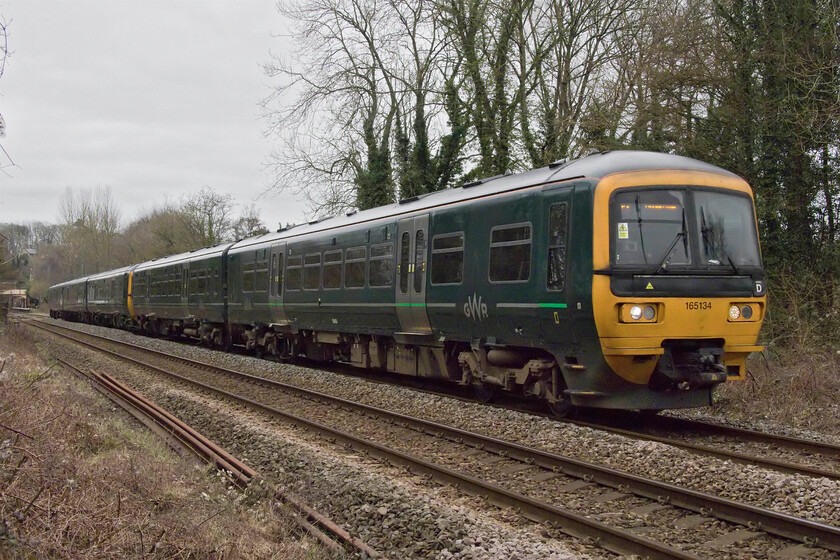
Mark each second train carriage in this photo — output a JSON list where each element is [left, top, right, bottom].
[[47, 150, 767, 413], [130, 243, 231, 343]]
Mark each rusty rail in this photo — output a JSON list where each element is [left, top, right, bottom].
[[57, 358, 255, 488]]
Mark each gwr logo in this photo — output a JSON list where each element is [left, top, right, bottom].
[[464, 293, 489, 321]]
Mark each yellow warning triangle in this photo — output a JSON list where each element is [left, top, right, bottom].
[[645, 282, 654, 290]]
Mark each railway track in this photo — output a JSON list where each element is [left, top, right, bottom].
[[567, 414, 840, 482], [26, 317, 840, 559]]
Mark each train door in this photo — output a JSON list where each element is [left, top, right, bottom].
[[268, 242, 287, 324], [541, 185, 575, 343], [396, 214, 432, 333], [181, 263, 190, 311]]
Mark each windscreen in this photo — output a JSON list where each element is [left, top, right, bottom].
[[611, 187, 761, 270], [613, 190, 689, 267], [694, 191, 761, 266]]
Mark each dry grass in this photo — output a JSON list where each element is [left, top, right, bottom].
[[712, 349, 840, 433], [0, 323, 335, 559], [709, 269, 840, 435]]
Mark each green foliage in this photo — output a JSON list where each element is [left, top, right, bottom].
[[692, 0, 840, 273], [355, 118, 395, 210]]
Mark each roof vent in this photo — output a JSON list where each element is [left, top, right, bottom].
[[463, 172, 507, 188]]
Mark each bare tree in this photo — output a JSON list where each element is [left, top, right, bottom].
[[233, 204, 268, 239], [119, 204, 195, 263], [0, 12, 8, 79], [58, 186, 121, 276], [0, 12, 15, 174], [263, 0, 462, 213], [180, 186, 234, 247], [520, 0, 637, 163]]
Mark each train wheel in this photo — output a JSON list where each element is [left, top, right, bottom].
[[473, 382, 498, 404], [265, 337, 278, 361], [279, 336, 294, 360], [547, 395, 574, 418]]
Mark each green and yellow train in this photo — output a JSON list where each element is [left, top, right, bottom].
[[47, 150, 766, 414]]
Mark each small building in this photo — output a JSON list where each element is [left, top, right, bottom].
[[0, 289, 30, 311]]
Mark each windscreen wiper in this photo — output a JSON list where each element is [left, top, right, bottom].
[[700, 208, 740, 275], [635, 195, 647, 264], [653, 208, 688, 274]]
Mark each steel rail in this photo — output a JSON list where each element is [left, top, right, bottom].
[[35, 319, 840, 553], [627, 414, 840, 459], [567, 418, 840, 481], [274, 488, 382, 558], [31, 320, 700, 559]]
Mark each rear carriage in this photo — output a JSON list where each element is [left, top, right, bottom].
[[47, 276, 89, 322]]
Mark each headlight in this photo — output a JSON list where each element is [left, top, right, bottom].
[[727, 302, 761, 322], [621, 303, 658, 323]]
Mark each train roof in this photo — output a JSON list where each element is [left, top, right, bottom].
[[86, 264, 137, 281], [49, 276, 90, 289], [132, 242, 236, 271], [230, 150, 742, 250]]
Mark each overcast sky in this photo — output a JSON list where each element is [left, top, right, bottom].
[[0, 0, 305, 230]]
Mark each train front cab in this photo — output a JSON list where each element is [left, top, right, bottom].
[[585, 169, 766, 410]]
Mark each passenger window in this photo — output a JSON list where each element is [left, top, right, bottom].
[[323, 250, 342, 290], [286, 256, 302, 290], [243, 261, 255, 292], [489, 223, 531, 282], [344, 247, 366, 288], [548, 203, 568, 291], [304, 253, 321, 290], [255, 259, 269, 292], [369, 243, 394, 287], [431, 233, 464, 285]]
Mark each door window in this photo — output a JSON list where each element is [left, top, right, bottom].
[[413, 230, 426, 294]]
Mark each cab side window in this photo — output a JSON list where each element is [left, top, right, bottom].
[[547, 203, 568, 291]]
